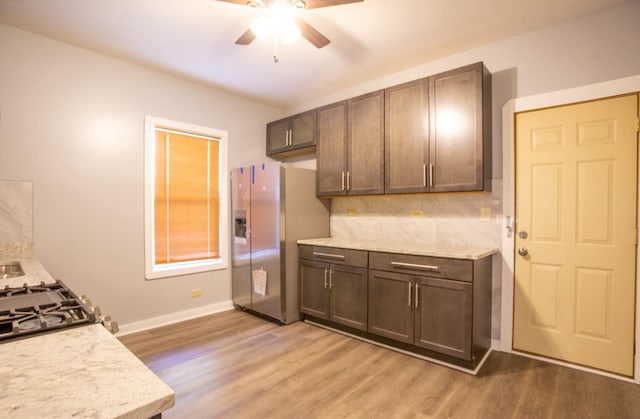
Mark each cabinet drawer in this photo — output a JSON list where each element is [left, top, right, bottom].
[[369, 252, 472, 282], [299, 245, 368, 268]]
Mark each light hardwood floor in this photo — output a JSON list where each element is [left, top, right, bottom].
[[119, 310, 640, 418]]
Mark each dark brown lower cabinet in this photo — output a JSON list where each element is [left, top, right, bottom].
[[368, 271, 472, 360], [300, 245, 491, 371], [300, 259, 367, 331], [300, 260, 330, 319], [368, 270, 414, 343], [414, 276, 472, 360]]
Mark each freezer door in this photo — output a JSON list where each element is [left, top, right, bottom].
[[231, 167, 252, 308], [250, 163, 283, 320]]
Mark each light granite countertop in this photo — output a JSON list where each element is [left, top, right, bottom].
[[0, 243, 175, 418], [0, 324, 175, 418], [297, 237, 498, 260], [0, 242, 54, 287]]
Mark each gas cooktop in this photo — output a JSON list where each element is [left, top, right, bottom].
[[0, 280, 97, 342]]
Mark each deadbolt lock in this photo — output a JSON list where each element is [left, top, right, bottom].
[[518, 231, 528, 239]]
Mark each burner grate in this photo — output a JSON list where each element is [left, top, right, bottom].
[[0, 280, 96, 342]]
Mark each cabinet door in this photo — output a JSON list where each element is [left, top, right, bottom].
[[415, 276, 472, 360], [348, 90, 385, 195], [429, 63, 489, 192], [385, 78, 429, 194], [368, 269, 414, 344], [290, 109, 316, 148], [329, 264, 367, 331], [300, 260, 329, 319], [266, 118, 290, 155], [316, 102, 348, 196]]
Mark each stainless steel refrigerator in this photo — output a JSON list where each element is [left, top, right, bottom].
[[231, 163, 330, 324]]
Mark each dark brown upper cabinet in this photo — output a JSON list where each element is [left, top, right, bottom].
[[385, 62, 492, 193], [266, 109, 317, 157], [316, 90, 384, 196], [429, 62, 492, 192], [316, 101, 348, 196], [385, 78, 430, 194]]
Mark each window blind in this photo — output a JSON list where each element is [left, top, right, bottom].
[[154, 129, 220, 264]]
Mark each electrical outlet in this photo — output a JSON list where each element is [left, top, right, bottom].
[[191, 288, 202, 298]]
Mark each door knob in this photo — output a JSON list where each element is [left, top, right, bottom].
[[518, 247, 529, 257]]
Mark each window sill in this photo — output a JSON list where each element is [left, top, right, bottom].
[[145, 259, 228, 280]]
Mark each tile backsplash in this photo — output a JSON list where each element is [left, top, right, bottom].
[[331, 179, 503, 249], [0, 180, 33, 245]]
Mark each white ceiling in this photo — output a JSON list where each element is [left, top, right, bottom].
[[0, 0, 630, 108]]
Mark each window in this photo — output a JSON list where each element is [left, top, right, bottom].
[[144, 116, 228, 279]]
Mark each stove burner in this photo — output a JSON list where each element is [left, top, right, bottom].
[[0, 280, 96, 342], [19, 318, 43, 331], [19, 314, 65, 331]]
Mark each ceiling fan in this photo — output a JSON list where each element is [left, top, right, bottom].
[[218, 0, 364, 51]]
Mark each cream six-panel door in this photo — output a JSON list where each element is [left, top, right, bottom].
[[514, 94, 639, 376]]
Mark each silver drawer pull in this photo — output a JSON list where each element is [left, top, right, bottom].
[[391, 261, 439, 271], [313, 252, 346, 260]]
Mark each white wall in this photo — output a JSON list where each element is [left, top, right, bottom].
[[0, 24, 282, 327], [288, 1, 640, 340]]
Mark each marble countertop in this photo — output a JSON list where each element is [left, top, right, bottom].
[[297, 237, 498, 260], [0, 324, 175, 418], [0, 243, 175, 418], [0, 255, 56, 288], [1, 242, 54, 287]]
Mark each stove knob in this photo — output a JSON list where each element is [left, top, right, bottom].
[[80, 295, 93, 307], [108, 320, 119, 334], [92, 305, 102, 317], [101, 316, 119, 334]]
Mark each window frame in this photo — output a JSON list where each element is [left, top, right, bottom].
[[144, 116, 229, 279]]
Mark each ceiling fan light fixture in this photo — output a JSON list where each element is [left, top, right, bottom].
[[249, 16, 270, 39], [293, 1, 306, 9], [249, 2, 301, 43], [282, 25, 301, 43]]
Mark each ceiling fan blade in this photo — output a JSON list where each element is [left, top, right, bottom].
[[217, 0, 250, 5], [296, 17, 330, 48], [302, 0, 364, 9], [235, 29, 257, 45]]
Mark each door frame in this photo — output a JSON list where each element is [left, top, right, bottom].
[[500, 75, 640, 383]]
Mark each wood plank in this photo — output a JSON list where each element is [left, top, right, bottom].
[[120, 310, 640, 418]]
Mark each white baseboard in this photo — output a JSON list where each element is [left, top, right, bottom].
[[115, 300, 234, 337]]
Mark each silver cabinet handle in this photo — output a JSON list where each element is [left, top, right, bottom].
[[415, 283, 420, 308], [429, 163, 434, 187], [323, 268, 328, 289], [407, 282, 412, 306], [346, 171, 351, 191], [329, 269, 333, 289], [391, 261, 439, 271], [423, 164, 427, 187], [288, 129, 292, 146], [313, 252, 346, 260], [341, 171, 346, 191]]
